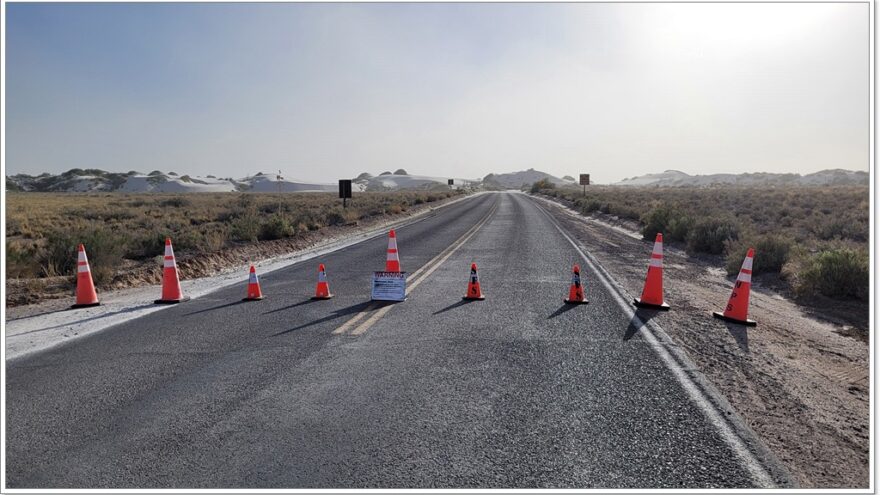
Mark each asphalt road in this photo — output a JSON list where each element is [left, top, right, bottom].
[[6, 192, 789, 488]]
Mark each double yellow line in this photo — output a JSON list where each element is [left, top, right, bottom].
[[333, 198, 499, 336]]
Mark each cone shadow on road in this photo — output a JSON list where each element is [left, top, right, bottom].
[[723, 321, 750, 353], [14, 304, 156, 335], [623, 308, 660, 341], [263, 298, 321, 315], [273, 301, 376, 336], [182, 300, 246, 317], [547, 303, 579, 319], [433, 299, 477, 315]]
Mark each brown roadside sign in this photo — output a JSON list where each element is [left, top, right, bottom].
[[580, 174, 590, 185]]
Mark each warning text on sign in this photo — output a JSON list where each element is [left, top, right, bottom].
[[371, 271, 407, 301]]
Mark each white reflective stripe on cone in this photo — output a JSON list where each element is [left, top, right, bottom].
[[78, 250, 88, 262], [164, 259, 176, 268], [736, 272, 752, 284], [388, 238, 397, 250], [741, 256, 753, 271], [77, 264, 90, 273], [249, 272, 258, 283], [649, 258, 663, 267], [652, 242, 663, 255], [318, 271, 327, 282], [387, 252, 398, 260], [165, 245, 174, 257]]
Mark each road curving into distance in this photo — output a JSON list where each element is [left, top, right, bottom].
[[5, 191, 793, 488]]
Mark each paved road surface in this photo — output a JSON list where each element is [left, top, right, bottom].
[[6, 192, 791, 488]]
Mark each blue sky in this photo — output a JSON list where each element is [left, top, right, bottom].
[[5, 2, 869, 183]]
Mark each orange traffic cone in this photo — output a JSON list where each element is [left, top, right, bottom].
[[242, 265, 264, 301], [155, 237, 189, 304], [386, 229, 401, 272], [71, 244, 100, 308], [564, 264, 588, 304], [713, 248, 757, 326], [311, 263, 333, 300], [633, 233, 670, 310], [463, 263, 485, 300]]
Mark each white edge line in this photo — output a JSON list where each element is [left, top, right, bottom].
[[529, 195, 782, 489], [4, 192, 490, 362]]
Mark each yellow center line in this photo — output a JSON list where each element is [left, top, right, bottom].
[[331, 303, 379, 334], [331, 198, 498, 336], [348, 201, 498, 336]]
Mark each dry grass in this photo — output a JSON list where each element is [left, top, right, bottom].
[[534, 184, 869, 303], [6, 190, 462, 288]]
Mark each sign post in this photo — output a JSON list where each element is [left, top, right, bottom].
[[339, 179, 352, 208], [579, 174, 590, 196]]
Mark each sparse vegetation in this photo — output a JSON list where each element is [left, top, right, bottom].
[[5, 190, 464, 302], [533, 182, 868, 302], [725, 235, 793, 276], [787, 247, 869, 301], [530, 178, 556, 193]]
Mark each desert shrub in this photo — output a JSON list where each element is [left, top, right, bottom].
[[259, 214, 294, 240], [230, 215, 260, 242], [6, 217, 27, 237], [200, 227, 229, 253], [640, 206, 678, 240], [810, 214, 868, 242], [171, 230, 209, 252], [725, 235, 792, 275], [290, 210, 321, 231], [609, 204, 641, 221], [159, 197, 191, 208], [126, 233, 166, 260], [6, 243, 39, 278], [530, 179, 556, 193], [40, 230, 78, 277], [237, 194, 255, 209], [325, 207, 353, 226], [795, 248, 869, 301], [581, 200, 602, 214], [40, 227, 125, 284], [687, 218, 739, 255], [666, 215, 695, 243]]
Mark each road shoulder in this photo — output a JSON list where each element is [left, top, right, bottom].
[[4, 193, 486, 361], [531, 193, 869, 488]]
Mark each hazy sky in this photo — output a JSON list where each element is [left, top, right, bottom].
[[5, 2, 869, 184]]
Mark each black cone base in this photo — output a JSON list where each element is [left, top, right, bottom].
[[712, 311, 757, 327], [242, 296, 265, 301], [564, 299, 589, 304], [155, 297, 191, 305], [311, 295, 334, 300], [463, 295, 485, 301], [633, 298, 670, 311], [71, 302, 101, 309]]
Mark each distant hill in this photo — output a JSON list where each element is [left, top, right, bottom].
[[482, 169, 568, 189], [615, 169, 868, 187], [355, 172, 475, 192], [7, 169, 342, 193], [5, 168, 472, 193]]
